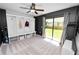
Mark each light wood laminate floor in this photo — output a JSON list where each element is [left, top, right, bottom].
[[0, 35, 61, 55]]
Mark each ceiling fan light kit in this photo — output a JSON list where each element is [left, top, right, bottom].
[[31, 9, 35, 12]]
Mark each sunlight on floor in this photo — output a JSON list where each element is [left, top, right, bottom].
[[43, 38, 60, 46]]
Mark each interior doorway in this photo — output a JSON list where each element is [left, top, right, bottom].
[[45, 17, 64, 44]]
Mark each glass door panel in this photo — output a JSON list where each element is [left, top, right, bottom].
[[53, 17, 64, 43], [45, 18, 53, 39]]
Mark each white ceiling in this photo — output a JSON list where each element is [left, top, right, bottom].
[[0, 3, 79, 16]]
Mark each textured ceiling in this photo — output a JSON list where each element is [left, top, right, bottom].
[[0, 3, 79, 16]]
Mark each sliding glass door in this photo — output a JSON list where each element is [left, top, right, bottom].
[[45, 17, 64, 43], [53, 17, 64, 43], [45, 18, 53, 39]]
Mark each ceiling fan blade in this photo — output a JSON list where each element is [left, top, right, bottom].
[[26, 11, 30, 13], [35, 9, 44, 11], [20, 7, 30, 9], [35, 11, 38, 14]]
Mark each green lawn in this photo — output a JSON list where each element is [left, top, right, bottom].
[[45, 28, 63, 42]]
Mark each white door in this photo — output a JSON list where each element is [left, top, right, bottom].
[[7, 15, 17, 37]]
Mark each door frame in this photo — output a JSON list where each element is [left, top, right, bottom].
[[42, 16, 64, 44]]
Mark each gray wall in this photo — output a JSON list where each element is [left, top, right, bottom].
[[35, 6, 79, 54]]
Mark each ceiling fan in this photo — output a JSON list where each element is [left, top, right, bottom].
[[20, 3, 44, 14]]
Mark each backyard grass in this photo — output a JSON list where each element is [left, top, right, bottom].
[[45, 28, 63, 42]]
